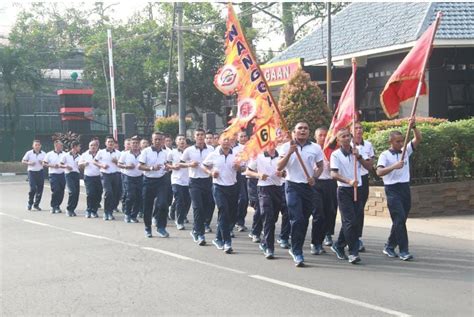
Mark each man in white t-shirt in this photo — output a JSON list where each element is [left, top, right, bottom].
[[277, 122, 324, 267], [60, 141, 81, 217], [205, 131, 214, 149], [118, 136, 143, 223], [352, 122, 376, 252], [22, 139, 46, 211], [246, 147, 286, 259], [167, 134, 190, 230], [330, 128, 369, 264], [163, 134, 174, 220], [314, 127, 338, 250], [79, 140, 102, 218], [181, 128, 214, 245], [212, 133, 220, 148], [233, 131, 250, 233], [94, 136, 121, 220], [376, 121, 422, 261], [42, 140, 66, 214], [203, 136, 240, 254], [119, 138, 132, 213], [138, 132, 170, 238]]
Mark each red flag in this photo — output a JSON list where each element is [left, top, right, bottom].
[[380, 19, 439, 118], [323, 65, 357, 160]]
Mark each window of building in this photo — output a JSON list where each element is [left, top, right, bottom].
[[447, 82, 474, 121]]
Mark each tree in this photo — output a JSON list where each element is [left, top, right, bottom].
[[83, 18, 171, 135], [0, 46, 42, 159], [7, 3, 227, 134], [179, 2, 227, 124], [9, 3, 92, 73], [253, 2, 348, 49], [279, 68, 332, 134]]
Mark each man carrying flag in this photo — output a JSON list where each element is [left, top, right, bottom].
[[376, 13, 440, 261]]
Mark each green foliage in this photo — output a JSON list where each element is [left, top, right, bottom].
[[367, 118, 474, 183], [278, 69, 332, 134], [0, 45, 43, 159], [154, 115, 192, 138]]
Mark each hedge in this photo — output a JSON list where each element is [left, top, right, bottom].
[[154, 115, 192, 138], [366, 117, 474, 184], [362, 117, 447, 139]]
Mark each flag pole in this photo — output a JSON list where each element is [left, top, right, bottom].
[[351, 58, 358, 202], [228, 5, 312, 181], [107, 29, 118, 142], [400, 12, 442, 161]]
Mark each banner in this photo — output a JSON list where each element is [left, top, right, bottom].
[[214, 4, 283, 160]]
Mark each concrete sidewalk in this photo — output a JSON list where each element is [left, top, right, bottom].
[[363, 214, 474, 241]]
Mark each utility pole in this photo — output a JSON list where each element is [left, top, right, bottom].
[[176, 2, 186, 135], [165, 3, 177, 117], [326, 2, 333, 111]]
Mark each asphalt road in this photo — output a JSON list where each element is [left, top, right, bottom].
[[1, 176, 473, 316]]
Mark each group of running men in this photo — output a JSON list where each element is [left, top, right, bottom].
[[22, 120, 421, 267]]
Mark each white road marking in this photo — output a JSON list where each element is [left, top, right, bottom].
[[142, 246, 246, 274], [250, 275, 411, 317], [1, 212, 410, 316], [72, 231, 110, 240], [22, 219, 69, 233], [22, 219, 51, 227]]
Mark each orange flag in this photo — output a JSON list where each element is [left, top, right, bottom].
[[214, 4, 283, 161], [323, 65, 357, 160], [380, 18, 439, 118]]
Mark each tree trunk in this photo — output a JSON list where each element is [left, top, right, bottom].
[[282, 3, 295, 48], [239, 2, 254, 50]]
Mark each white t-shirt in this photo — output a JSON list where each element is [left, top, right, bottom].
[[319, 156, 332, 180], [330, 147, 364, 187], [234, 143, 249, 172], [247, 151, 283, 187], [22, 150, 46, 172], [79, 151, 101, 177], [181, 145, 213, 179], [138, 146, 168, 178], [279, 141, 324, 183], [203, 148, 237, 186], [377, 142, 414, 185], [119, 150, 143, 177], [95, 149, 121, 174], [168, 148, 189, 186], [60, 152, 81, 174], [352, 140, 375, 176], [205, 144, 215, 152], [44, 151, 65, 175]]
